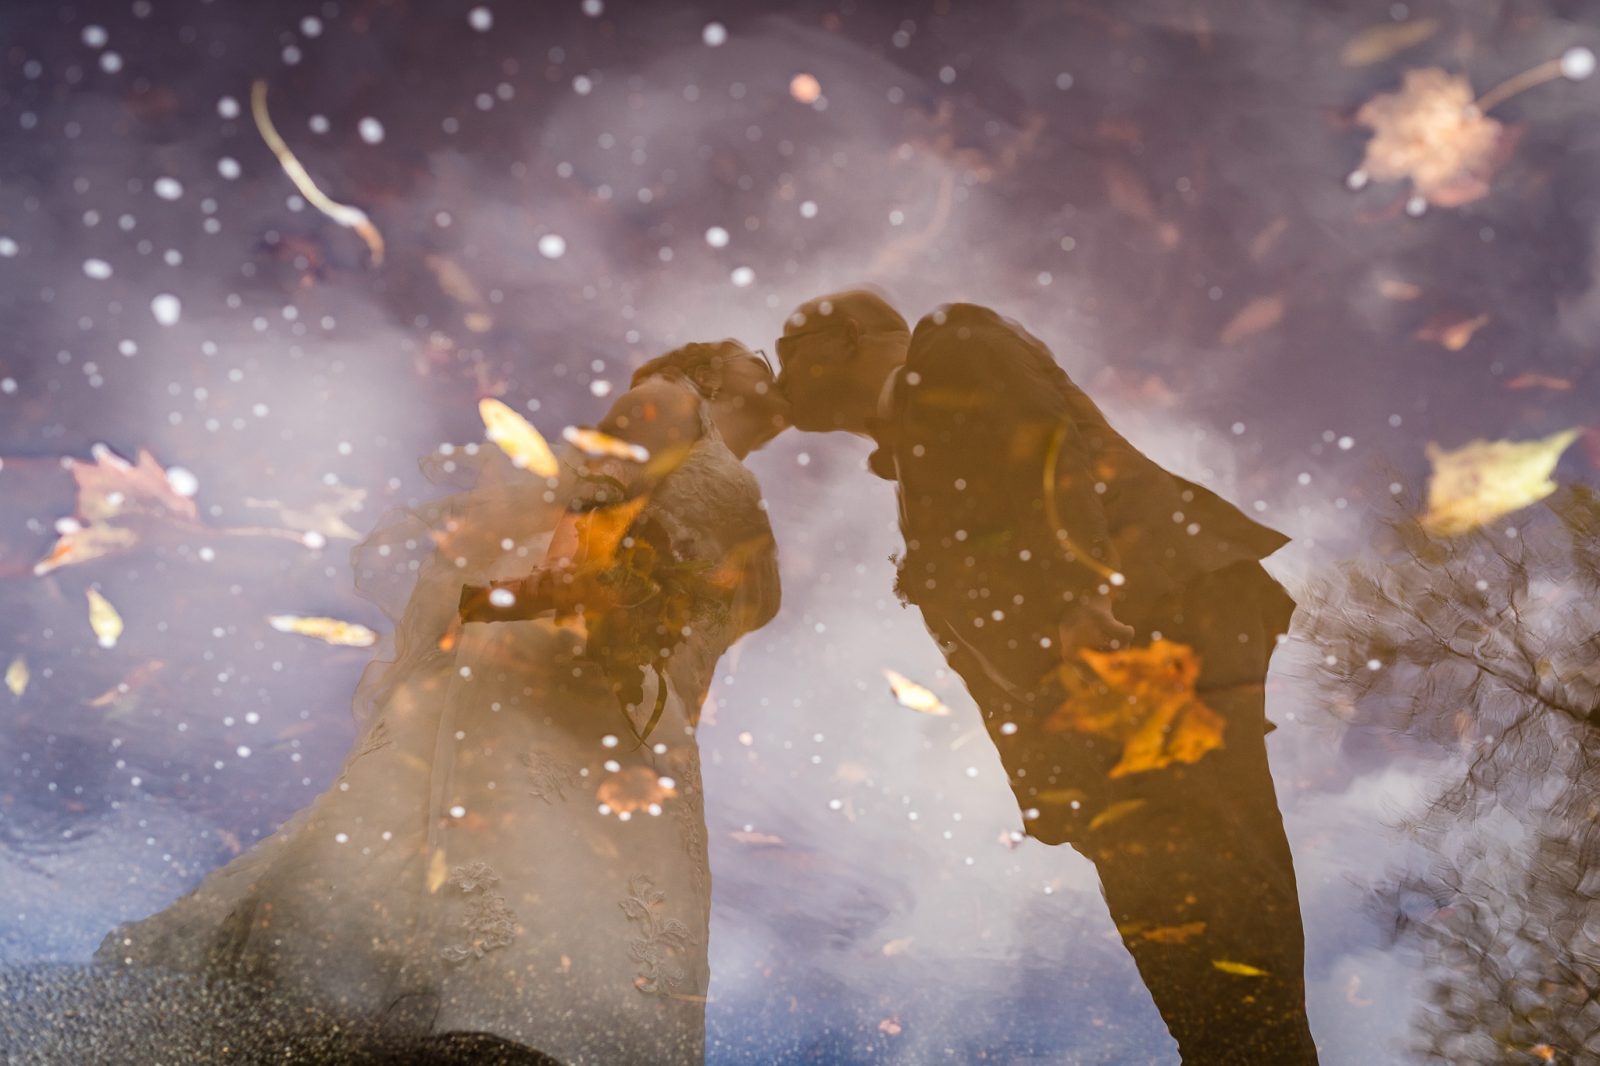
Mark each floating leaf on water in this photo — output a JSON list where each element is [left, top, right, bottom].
[[425, 848, 449, 894], [1378, 278, 1423, 301], [1047, 641, 1227, 778], [729, 830, 786, 847], [479, 398, 559, 476], [1138, 921, 1208, 945], [267, 614, 378, 647], [1218, 293, 1286, 346], [5, 656, 28, 698], [1415, 311, 1489, 351], [1088, 798, 1148, 832], [1339, 18, 1439, 67], [1211, 959, 1271, 977], [883, 668, 950, 716], [251, 80, 384, 264], [86, 587, 124, 649], [563, 426, 651, 464], [33, 524, 139, 576], [87, 659, 165, 709], [1354, 68, 1504, 208], [1420, 429, 1582, 536], [1505, 373, 1573, 392]]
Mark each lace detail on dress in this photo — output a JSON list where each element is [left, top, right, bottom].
[[666, 749, 709, 903], [440, 861, 518, 964], [620, 874, 693, 996], [522, 748, 580, 804]]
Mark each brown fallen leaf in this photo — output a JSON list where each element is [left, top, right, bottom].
[[1415, 311, 1489, 351], [1339, 18, 1439, 67], [729, 830, 786, 847], [480, 398, 560, 477], [1420, 429, 1582, 536], [878, 1017, 903, 1037], [1218, 294, 1286, 346], [1505, 373, 1573, 392], [87, 659, 166, 710], [1378, 278, 1423, 301], [1047, 641, 1227, 778], [1088, 798, 1147, 832], [1352, 68, 1504, 208]]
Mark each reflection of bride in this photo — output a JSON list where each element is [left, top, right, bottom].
[[95, 341, 790, 1064]]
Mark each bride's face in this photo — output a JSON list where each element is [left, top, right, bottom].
[[715, 349, 791, 435]]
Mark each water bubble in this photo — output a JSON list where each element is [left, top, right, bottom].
[[449, 805, 466, 818], [165, 466, 199, 497], [468, 6, 494, 31], [82, 25, 109, 49], [309, 114, 330, 134], [217, 96, 240, 119], [488, 587, 516, 608], [150, 293, 181, 326], [730, 266, 755, 287], [704, 225, 730, 248], [358, 116, 385, 144], [82, 258, 112, 280], [217, 157, 241, 180], [799, 200, 818, 219], [582, 0, 603, 15], [99, 52, 123, 74], [538, 233, 567, 259], [153, 176, 183, 201], [702, 22, 727, 46], [300, 15, 323, 36], [1561, 47, 1596, 81], [0, 237, 17, 257]]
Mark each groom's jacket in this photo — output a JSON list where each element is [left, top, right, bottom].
[[871, 302, 1289, 701]]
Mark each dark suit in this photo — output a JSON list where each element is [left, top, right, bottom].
[[873, 303, 1317, 1063]]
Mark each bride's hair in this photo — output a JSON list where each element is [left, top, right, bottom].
[[630, 339, 743, 397]]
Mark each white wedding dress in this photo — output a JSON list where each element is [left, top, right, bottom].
[[95, 394, 780, 1064]]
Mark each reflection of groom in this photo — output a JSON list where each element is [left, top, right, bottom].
[[775, 291, 1318, 1064]]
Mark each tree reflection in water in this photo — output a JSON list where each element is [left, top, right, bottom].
[[1305, 488, 1600, 1063]]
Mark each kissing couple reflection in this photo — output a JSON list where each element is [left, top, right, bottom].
[[95, 289, 1317, 1064]]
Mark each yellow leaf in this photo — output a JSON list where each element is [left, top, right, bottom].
[[884, 669, 951, 716], [1212, 959, 1271, 977], [573, 495, 649, 568], [425, 848, 448, 894], [1218, 294, 1285, 346], [1355, 68, 1503, 207], [479, 398, 559, 477], [86, 587, 124, 649], [267, 614, 378, 647], [1046, 641, 1227, 778], [562, 426, 651, 464], [5, 656, 28, 698], [1088, 798, 1147, 831], [1340, 18, 1439, 67], [1420, 429, 1582, 537]]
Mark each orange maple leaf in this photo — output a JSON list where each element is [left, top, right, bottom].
[[1045, 639, 1226, 778], [1353, 68, 1505, 208]]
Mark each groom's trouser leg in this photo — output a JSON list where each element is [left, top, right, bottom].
[[1078, 563, 1317, 1064]]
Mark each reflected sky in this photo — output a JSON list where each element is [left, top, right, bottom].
[[2, 0, 1599, 1062]]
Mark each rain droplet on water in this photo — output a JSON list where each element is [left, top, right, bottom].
[[150, 293, 181, 326], [468, 6, 493, 31], [153, 176, 183, 201], [730, 266, 755, 287], [705, 225, 730, 248], [82, 25, 108, 49], [358, 117, 385, 145], [538, 233, 567, 259], [702, 22, 727, 46], [217, 96, 240, 119], [217, 157, 241, 180], [82, 258, 112, 279]]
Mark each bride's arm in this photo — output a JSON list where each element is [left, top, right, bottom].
[[460, 377, 703, 622]]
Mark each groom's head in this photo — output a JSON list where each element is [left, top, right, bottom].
[[776, 289, 910, 434]]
